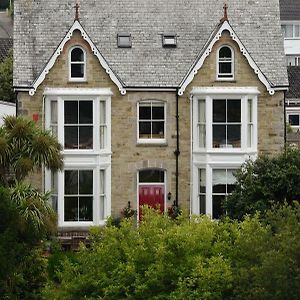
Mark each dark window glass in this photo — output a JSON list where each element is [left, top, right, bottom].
[[219, 47, 232, 58], [79, 197, 93, 221], [79, 127, 93, 149], [227, 100, 241, 122], [64, 197, 78, 221], [65, 170, 78, 194], [289, 114, 300, 126], [227, 125, 241, 147], [65, 101, 78, 124], [71, 48, 84, 61], [71, 64, 84, 78], [152, 122, 164, 137], [213, 195, 225, 219], [199, 195, 206, 214], [79, 170, 93, 194], [139, 122, 151, 137], [139, 170, 164, 183], [213, 125, 226, 148], [65, 126, 78, 149], [213, 100, 226, 122], [152, 106, 164, 119], [219, 62, 231, 74], [79, 101, 93, 124], [139, 106, 151, 120]]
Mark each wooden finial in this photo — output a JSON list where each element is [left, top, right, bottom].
[[74, 1, 79, 21], [220, 1, 229, 23]]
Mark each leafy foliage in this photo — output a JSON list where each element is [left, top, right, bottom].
[[224, 148, 300, 219], [43, 206, 300, 300], [0, 116, 63, 185], [0, 49, 15, 102]]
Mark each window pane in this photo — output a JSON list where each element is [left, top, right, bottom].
[[219, 62, 232, 74], [79, 197, 93, 221], [100, 125, 106, 149], [289, 114, 300, 125], [285, 25, 293, 38], [79, 101, 93, 124], [139, 122, 151, 137], [213, 195, 225, 219], [65, 101, 78, 124], [71, 48, 84, 61], [100, 170, 105, 194], [78, 170, 93, 194], [152, 106, 164, 119], [71, 64, 84, 78], [219, 47, 232, 58], [198, 100, 206, 123], [227, 125, 241, 148], [152, 121, 164, 138], [213, 100, 226, 122], [227, 100, 241, 122], [139, 106, 151, 120], [100, 196, 105, 220], [64, 197, 78, 221], [199, 124, 206, 148], [65, 126, 78, 149], [51, 101, 57, 124], [100, 101, 106, 124], [199, 169, 206, 193], [199, 195, 206, 214], [212, 169, 227, 193], [248, 99, 253, 122], [295, 25, 300, 37], [79, 126, 93, 149], [213, 125, 226, 148], [65, 170, 78, 194], [247, 124, 253, 148], [139, 170, 164, 183]]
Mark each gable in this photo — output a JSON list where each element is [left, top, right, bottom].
[[179, 21, 278, 96], [28, 20, 126, 96]]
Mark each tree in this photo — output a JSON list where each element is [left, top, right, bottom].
[[224, 147, 300, 219], [0, 49, 15, 102], [0, 115, 63, 185]]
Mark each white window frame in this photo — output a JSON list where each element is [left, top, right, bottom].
[[44, 88, 112, 227], [217, 45, 234, 80], [137, 100, 167, 144], [287, 108, 300, 131], [69, 46, 87, 82], [192, 87, 258, 153], [282, 23, 300, 39]]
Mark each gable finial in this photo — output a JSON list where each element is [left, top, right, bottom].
[[220, 1, 229, 23], [74, 1, 80, 21]]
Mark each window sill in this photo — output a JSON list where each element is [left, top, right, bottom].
[[136, 140, 168, 147], [68, 79, 88, 83], [215, 79, 236, 82]]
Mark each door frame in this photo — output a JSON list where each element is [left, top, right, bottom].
[[136, 169, 167, 220]]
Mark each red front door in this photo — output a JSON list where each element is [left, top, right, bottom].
[[139, 185, 164, 217]]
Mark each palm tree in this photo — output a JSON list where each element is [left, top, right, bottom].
[[0, 115, 63, 185]]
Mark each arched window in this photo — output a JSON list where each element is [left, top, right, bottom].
[[217, 45, 234, 79], [69, 46, 86, 81]]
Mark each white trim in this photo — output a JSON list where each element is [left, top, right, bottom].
[[191, 86, 260, 95], [44, 87, 113, 96], [29, 20, 126, 96], [69, 45, 87, 82], [126, 87, 177, 92], [178, 21, 275, 96]]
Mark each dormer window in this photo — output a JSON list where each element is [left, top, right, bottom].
[[69, 46, 86, 81], [117, 33, 131, 48], [217, 45, 234, 80], [162, 34, 177, 47]]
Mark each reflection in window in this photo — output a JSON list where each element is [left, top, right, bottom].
[[100, 169, 105, 220], [213, 99, 241, 148], [198, 100, 206, 148], [138, 101, 165, 141], [212, 169, 236, 219], [139, 169, 164, 183], [217, 46, 233, 79], [64, 100, 93, 149], [199, 169, 206, 214], [70, 47, 86, 79], [64, 170, 93, 222]]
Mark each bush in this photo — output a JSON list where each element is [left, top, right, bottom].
[[224, 148, 300, 219], [43, 206, 300, 300]]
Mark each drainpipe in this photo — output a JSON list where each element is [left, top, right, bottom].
[[174, 88, 180, 207], [283, 90, 287, 151]]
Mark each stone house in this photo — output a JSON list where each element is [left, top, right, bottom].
[[14, 0, 288, 232]]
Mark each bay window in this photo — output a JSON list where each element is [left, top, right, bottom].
[[44, 88, 112, 227]]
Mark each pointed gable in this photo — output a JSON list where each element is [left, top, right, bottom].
[[29, 20, 126, 96]]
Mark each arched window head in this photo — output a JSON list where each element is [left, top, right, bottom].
[[69, 46, 86, 81], [217, 45, 234, 80]]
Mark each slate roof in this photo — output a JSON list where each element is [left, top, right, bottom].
[[280, 0, 300, 21], [286, 66, 300, 99], [14, 0, 288, 89], [0, 38, 12, 61]]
